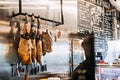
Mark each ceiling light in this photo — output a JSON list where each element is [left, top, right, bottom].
[[109, 0, 120, 11]]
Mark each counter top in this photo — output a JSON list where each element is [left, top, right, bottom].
[[96, 64, 120, 68]]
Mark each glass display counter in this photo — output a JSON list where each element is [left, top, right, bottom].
[[96, 64, 120, 80]]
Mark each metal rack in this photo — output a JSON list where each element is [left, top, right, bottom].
[[10, 0, 64, 26]]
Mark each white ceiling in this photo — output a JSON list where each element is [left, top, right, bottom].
[[0, 0, 76, 12], [0, 0, 76, 5]]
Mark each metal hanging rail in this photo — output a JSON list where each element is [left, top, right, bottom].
[[11, 0, 64, 26]]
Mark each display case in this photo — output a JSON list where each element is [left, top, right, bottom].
[[96, 64, 120, 80]]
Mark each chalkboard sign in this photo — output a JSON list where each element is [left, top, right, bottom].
[[78, 0, 91, 31], [78, 0, 102, 32], [103, 13, 113, 40]]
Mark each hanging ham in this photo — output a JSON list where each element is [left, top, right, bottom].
[[36, 29, 43, 64], [57, 30, 61, 38], [31, 39, 36, 62], [18, 22, 33, 64], [18, 38, 33, 64], [30, 27, 37, 62], [42, 29, 52, 55]]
